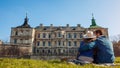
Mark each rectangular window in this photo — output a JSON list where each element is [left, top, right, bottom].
[[42, 50, 45, 53], [14, 39, 17, 44], [74, 41, 77, 46], [63, 41, 64, 46], [48, 34, 51, 38], [74, 33, 77, 38], [80, 33, 83, 38], [37, 49, 39, 53], [58, 32, 61, 37], [48, 41, 51, 46], [68, 41, 71, 46], [37, 41, 40, 46], [43, 33, 46, 38], [38, 34, 40, 38], [58, 41, 61, 46], [68, 33, 71, 38], [48, 50, 50, 53], [43, 41, 45, 46], [15, 31, 18, 36]]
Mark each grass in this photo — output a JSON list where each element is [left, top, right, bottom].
[[0, 57, 120, 68]]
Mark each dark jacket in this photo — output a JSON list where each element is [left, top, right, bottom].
[[78, 41, 95, 58]]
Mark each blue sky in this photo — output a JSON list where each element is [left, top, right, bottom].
[[0, 0, 120, 42]]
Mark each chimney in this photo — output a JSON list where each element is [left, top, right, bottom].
[[66, 24, 69, 27], [77, 24, 81, 27], [50, 24, 53, 27], [40, 24, 43, 27]]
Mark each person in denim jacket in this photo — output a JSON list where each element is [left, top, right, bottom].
[[94, 30, 115, 64]]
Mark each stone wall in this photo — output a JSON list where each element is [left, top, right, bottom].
[[0, 44, 32, 57]]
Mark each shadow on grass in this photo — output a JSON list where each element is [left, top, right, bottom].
[[47, 60, 66, 64]]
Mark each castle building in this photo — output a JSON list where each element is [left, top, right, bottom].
[[10, 15, 108, 57]]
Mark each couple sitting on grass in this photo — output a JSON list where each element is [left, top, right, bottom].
[[70, 30, 115, 65]]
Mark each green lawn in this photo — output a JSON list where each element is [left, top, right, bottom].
[[0, 57, 120, 68]]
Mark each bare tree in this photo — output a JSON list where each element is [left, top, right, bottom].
[[110, 35, 119, 43]]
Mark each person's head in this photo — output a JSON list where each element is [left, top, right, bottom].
[[83, 31, 96, 42], [94, 30, 103, 38]]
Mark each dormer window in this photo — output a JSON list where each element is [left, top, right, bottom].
[[43, 28, 46, 30], [72, 28, 76, 30]]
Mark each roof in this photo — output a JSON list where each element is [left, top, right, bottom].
[[16, 16, 31, 28]]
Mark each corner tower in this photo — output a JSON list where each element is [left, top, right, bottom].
[[88, 14, 108, 37], [90, 14, 101, 28], [10, 14, 35, 55]]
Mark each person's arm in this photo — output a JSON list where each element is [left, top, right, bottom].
[[79, 41, 95, 52]]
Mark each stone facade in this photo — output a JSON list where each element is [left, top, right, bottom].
[[10, 15, 108, 58], [0, 44, 32, 57], [33, 24, 86, 56]]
